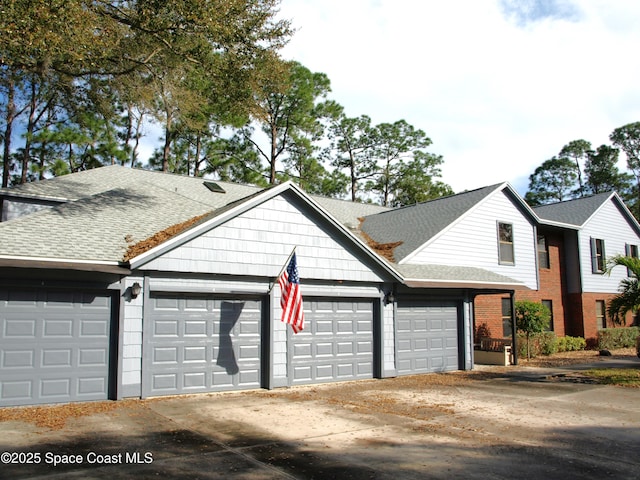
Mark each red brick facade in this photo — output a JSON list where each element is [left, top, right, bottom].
[[473, 231, 633, 344]]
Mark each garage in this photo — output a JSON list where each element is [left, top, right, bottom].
[[0, 288, 114, 407], [396, 300, 461, 375], [143, 295, 263, 397], [290, 299, 375, 385]]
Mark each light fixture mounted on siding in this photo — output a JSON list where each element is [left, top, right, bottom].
[[131, 282, 142, 299], [384, 291, 395, 305]]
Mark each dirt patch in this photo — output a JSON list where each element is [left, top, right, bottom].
[[0, 399, 147, 430]]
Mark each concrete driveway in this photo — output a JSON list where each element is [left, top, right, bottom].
[[1, 360, 639, 479]]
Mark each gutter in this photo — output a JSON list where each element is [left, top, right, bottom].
[[0, 256, 130, 275]]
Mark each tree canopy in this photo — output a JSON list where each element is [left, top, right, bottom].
[[606, 255, 640, 326], [0, 2, 453, 206], [524, 133, 636, 217]]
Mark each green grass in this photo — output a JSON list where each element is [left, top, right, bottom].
[[583, 367, 640, 387]]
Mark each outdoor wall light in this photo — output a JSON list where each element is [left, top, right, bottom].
[[384, 292, 395, 305], [131, 282, 142, 299]]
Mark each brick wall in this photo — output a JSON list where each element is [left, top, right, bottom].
[[573, 292, 634, 344], [518, 231, 567, 336], [474, 294, 507, 341], [474, 231, 568, 339]]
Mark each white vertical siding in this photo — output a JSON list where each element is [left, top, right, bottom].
[[121, 276, 143, 397], [463, 297, 473, 370], [141, 196, 383, 283], [406, 191, 538, 289], [272, 285, 288, 384], [382, 301, 396, 376], [580, 201, 640, 293]]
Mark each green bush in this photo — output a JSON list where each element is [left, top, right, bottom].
[[516, 332, 557, 358], [557, 336, 586, 352], [597, 327, 640, 350]]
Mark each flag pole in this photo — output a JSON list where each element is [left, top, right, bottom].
[[268, 246, 297, 293]]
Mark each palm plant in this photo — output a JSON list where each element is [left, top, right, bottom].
[[606, 255, 640, 326]]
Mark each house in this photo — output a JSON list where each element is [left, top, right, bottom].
[[475, 192, 640, 343], [0, 166, 540, 407]]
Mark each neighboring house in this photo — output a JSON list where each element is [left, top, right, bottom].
[[536, 192, 640, 339], [475, 192, 640, 343], [0, 166, 529, 407]]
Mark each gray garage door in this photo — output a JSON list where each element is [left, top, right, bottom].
[[0, 288, 113, 407], [143, 295, 262, 397], [396, 300, 460, 375], [291, 299, 374, 385]]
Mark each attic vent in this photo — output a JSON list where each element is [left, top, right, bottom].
[[203, 181, 226, 193]]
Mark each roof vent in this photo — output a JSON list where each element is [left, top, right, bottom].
[[203, 181, 226, 194]]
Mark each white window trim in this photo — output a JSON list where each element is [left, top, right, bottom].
[[497, 221, 515, 266]]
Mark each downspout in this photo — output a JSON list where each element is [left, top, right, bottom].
[[510, 290, 518, 365]]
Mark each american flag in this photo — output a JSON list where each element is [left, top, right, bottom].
[[278, 252, 305, 333]]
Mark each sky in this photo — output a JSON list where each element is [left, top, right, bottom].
[[275, 0, 640, 194]]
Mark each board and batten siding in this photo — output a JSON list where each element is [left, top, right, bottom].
[[579, 200, 640, 293], [404, 191, 538, 289], [140, 196, 384, 283]]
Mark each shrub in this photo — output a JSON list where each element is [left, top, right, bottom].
[[597, 327, 640, 350], [515, 300, 551, 359], [557, 336, 586, 352], [516, 332, 557, 358]]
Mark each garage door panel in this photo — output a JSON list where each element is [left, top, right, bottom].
[[185, 320, 207, 336], [184, 372, 206, 388], [155, 320, 178, 336], [184, 346, 206, 362], [80, 319, 108, 337], [291, 299, 374, 385], [316, 321, 333, 333], [144, 296, 262, 397], [77, 377, 107, 395], [396, 300, 460, 375], [42, 349, 72, 367]]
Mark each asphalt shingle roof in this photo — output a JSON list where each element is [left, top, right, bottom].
[[394, 263, 526, 288], [532, 192, 613, 226], [0, 166, 392, 264], [359, 184, 505, 262], [0, 166, 263, 263], [0, 183, 214, 262], [0, 167, 525, 288], [1, 165, 262, 208]]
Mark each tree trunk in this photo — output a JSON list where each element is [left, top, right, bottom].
[[350, 153, 357, 202], [2, 77, 15, 188], [194, 134, 202, 177], [21, 82, 38, 184], [269, 122, 277, 184]]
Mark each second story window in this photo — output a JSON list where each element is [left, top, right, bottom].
[[626, 244, 638, 277], [498, 222, 514, 265], [590, 237, 605, 273], [537, 234, 550, 269]]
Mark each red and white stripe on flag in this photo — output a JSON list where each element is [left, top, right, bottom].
[[278, 252, 305, 333]]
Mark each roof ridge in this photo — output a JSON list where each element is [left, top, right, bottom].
[[533, 191, 613, 209], [364, 182, 506, 217]]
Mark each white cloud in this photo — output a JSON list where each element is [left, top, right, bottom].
[[278, 0, 640, 194]]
